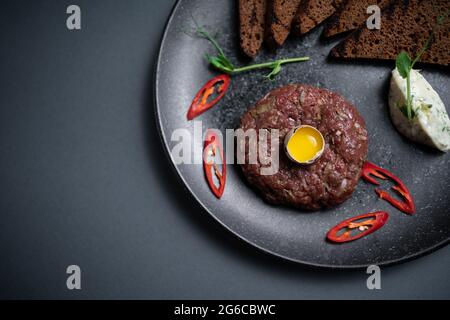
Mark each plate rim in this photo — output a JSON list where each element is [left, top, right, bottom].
[[153, 0, 450, 269]]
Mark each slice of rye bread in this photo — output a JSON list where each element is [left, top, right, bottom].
[[239, 0, 268, 57], [323, 0, 393, 38], [293, 0, 346, 35], [265, 0, 302, 47], [330, 0, 450, 66]]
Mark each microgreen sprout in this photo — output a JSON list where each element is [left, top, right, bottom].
[[195, 27, 309, 80], [395, 11, 448, 120]]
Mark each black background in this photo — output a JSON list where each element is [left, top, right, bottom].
[[0, 0, 449, 299]]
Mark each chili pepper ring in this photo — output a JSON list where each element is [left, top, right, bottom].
[[327, 211, 389, 243], [187, 74, 231, 120], [361, 161, 416, 214], [203, 130, 226, 198]]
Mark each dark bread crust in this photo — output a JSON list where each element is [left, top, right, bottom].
[[293, 0, 345, 35], [330, 0, 450, 66], [323, 0, 392, 38], [265, 0, 302, 47], [239, 0, 268, 57]]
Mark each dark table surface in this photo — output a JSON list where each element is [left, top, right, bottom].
[[0, 0, 449, 299]]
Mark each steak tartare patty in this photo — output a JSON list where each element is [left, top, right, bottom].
[[239, 84, 368, 210]]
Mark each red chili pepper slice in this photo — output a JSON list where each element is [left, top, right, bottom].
[[327, 211, 389, 243], [187, 74, 231, 120], [203, 130, 226, 198], [361, 161, 416, 214]]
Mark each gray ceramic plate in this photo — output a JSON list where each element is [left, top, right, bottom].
[[155, 0, 450, 268]]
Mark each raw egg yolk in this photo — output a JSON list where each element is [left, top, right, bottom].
[[287, 126, 324, 163]]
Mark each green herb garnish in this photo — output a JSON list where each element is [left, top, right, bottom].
[[395, 12, 448, 120], [396, 51, 414, 119], [399, 102, 415, 119], [196, 27, 309, 80]]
